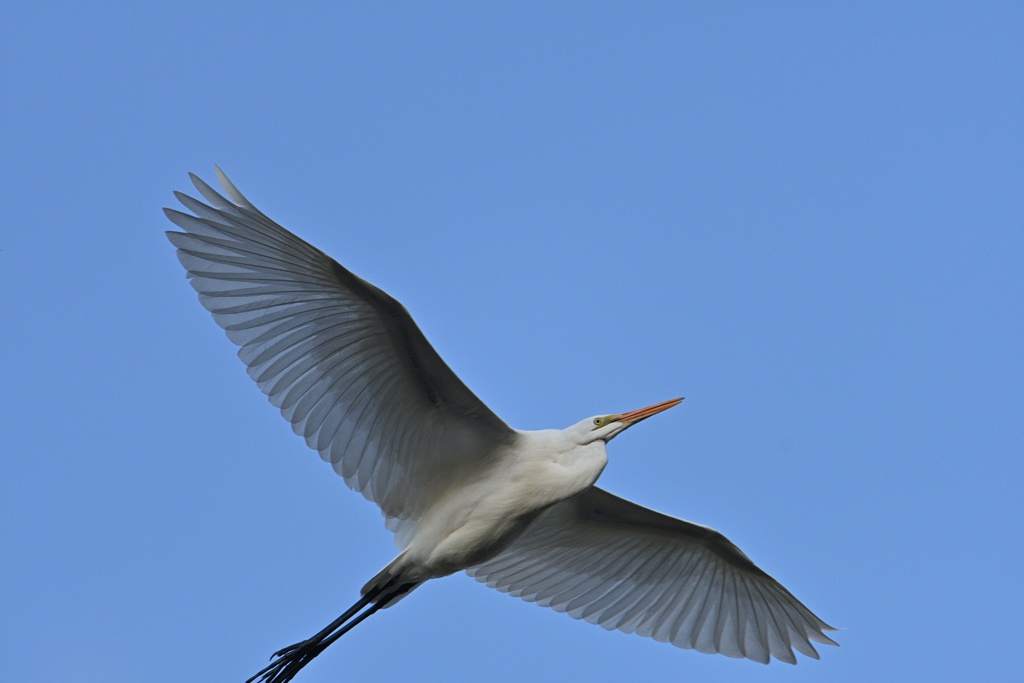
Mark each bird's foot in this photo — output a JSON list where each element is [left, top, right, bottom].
[[247, 641, 319, 683], [271, 641, 304, 659]]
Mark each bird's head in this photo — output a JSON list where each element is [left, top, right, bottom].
[[575, 397, 683, 444]]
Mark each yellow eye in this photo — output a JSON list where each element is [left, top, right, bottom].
[[593, 417, 603, 426]]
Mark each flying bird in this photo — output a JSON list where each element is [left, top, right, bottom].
[[165, 168, 837, 682]]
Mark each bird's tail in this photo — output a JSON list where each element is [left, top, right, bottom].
[[247, 573, 422, 683]]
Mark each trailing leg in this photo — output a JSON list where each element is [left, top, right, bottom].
[[246, 579, 420, 683]]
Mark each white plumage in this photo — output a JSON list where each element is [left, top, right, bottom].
[[165, 168, 836, 682]]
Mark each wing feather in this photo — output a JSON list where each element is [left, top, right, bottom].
[[468, 487, 836, 664], [165, 170, 516, 532]]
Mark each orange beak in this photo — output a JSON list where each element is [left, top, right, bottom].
[[615, 398, 684, 426]]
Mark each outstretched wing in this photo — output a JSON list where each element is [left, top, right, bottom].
[[165, 168, 515, 531], [467, 486, 836, 664]]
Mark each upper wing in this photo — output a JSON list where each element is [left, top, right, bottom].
[[467, 486, 837, 664], [164, 168, 516, 530]]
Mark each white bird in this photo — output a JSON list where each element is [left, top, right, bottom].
[[165, 168, 837, 682]]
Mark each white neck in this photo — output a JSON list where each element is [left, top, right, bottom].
[[509, 428, 610, 508]]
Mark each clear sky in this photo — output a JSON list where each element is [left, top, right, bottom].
[[2, 3, 1021, 682]]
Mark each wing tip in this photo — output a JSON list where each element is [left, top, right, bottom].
[[215, 164, 259, 212], [811, 629, 841, 646]]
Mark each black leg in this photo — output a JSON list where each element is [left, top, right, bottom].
[[246, 582, 406, 683]]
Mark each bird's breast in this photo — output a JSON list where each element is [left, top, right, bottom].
[[404, 483, 545, 576], [403, 439, 608, 577]]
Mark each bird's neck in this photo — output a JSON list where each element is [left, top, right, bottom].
[[556, 441, 609, 495], [513, 430, 609, 506]]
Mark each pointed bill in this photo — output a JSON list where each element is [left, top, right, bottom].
[[616, 398, 683, 426]]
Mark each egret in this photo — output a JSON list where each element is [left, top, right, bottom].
[[165, 168, 837, 682]]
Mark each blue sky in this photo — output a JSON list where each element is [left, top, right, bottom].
[[2, 3, 1021, 681]]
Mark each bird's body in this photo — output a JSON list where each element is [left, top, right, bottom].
[[393, 426, 608, 582], [165, 168, 837, 683]]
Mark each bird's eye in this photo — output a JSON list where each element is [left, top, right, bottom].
[[593, 418, 603, 426]]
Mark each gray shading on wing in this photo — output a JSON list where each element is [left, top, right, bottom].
[[467, 487, 837, 664], [164, 168, 516, 533]]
